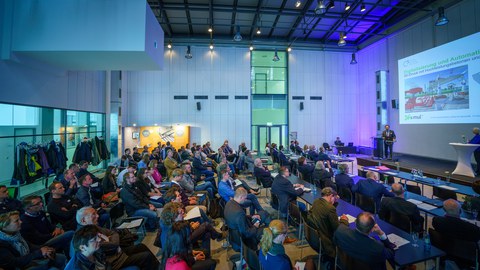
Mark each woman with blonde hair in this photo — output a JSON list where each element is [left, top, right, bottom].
[[148, 159, 162, 187], [259, 219, 292, 270]]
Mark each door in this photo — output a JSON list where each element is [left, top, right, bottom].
[[257, 125, 282, 153]]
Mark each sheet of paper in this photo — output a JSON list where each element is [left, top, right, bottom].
[[184, 206, 202, 220], [406, 199, 423, 205], [271, 173, 279, 178], [387, 233, 410, 249], [234, 179, 242, 186], [196, 181, 206, 186], [461, 218, 479, 227], [417, 203, 438, 211], [150, 195, 161, 200], [302, 187, 312, 192], [369, 167, 379, 171], [196, 193, 204, 197], [294, 262, 306, 270], [438, 185, 458, 191], [385, 172, 398, 176], [338, 214, 356, 223], [116, 218, 143, 229], [90, 182, 99, 188]]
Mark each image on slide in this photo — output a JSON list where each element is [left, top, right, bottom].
[[404, 65, 469, 113]]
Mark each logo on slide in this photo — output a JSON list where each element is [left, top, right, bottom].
[[405, 114, 423, 121]]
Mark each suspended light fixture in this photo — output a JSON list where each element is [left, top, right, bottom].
[[256, 27, 261, 35], [287, 47, 292, 52], [295, 0, 302, 8], [185, 46, 193, 59], [272, 50, 280, 62], [338, 32, 346, 46], [360, 3, 366, 12], [345, 2, 351, 11], [327, 0, 335, 9], [314, 0, 326, 15], [249, 45, 254, 51], [435, 7, 449, 26], [209, 43, 214, 50], [167, 41, 172, 49], [233, 25, 243, 42], [350, 53, 357, 64], [208, 26, 213, 33]]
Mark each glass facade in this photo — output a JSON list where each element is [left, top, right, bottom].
[[0, 103, 107, 187], [251, 51, 289, 152]]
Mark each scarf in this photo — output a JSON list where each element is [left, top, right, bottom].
[[267, 243, 286, 256], [0, 230, 30, 256]]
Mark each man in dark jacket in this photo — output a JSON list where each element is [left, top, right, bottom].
[[271, 167, 304, 217], [47, 181, 80, 231], [297, 156, 314, 182], [0, 185, 22, 214], [432, 199, 480, 242], [253, 158, 273, 188], [119, 172, 158, 231], [352, 171, 394, 212]]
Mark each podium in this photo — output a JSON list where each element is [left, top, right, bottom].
[[449, 142, 478, 178], [372, 137, 384, 158]]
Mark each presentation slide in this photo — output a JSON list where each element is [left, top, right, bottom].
[[398, 32, 480, 124]]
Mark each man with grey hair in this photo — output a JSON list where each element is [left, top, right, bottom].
[[253, 158, 273, 188], [75, 206, 159, 270], [468, 127, 480, 175], [378, 183, 424, 233], [432, 199, 480, 242]]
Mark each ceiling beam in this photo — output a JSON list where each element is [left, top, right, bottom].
[[286, 0, 315, 40], [184, 0, 193, 35], [321, 0, 363, 43], [267, 0, 288, 38], [155, 0, 172, 38], [229, 0, 238, 36], [249, 0, 264, 40]]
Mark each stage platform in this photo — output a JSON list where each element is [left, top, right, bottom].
[[354, 153, 479, 186]]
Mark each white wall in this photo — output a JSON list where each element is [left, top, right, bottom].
[[358, 0, 480, 161], [124, 46, 251, 150]]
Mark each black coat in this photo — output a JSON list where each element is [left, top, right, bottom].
[[0, 238, 44, 270]]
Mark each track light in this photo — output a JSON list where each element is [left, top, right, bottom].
[[249, 45, 254, 51], [167, 41, 172, 49], [287, 47, 292, 52], [185, 46, 193, 59], [360, 3, 366, 12], [338, 32, 346, 46], [315, 0, 326, 15], [273, 50, 280, 62], [209, 43, 214, 50], [345, 2, 351, 11], [208, 26, 213, 33], [295, 0, 302, 8], [256, 27, 261, 35], [350, 53, 357, 64], [233, 25, 242, 42], [435, 7, 449, 26], [327, 0, 335, 9]]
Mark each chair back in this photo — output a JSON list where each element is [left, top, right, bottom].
[[335, 246, 372, 270], [354, 192, 376, 214], [242, 238, 261, 270], [229, 228, 243, 252], [429, 228, 479, 268], [406, 184, 421, 195], [270, 193, 279, 211], [388, 211, 412, 233], [109, 202, 125, 227], [288, 201, 302, 227], [338, 187, 353, 204], [432, 186, 457, 200], [303, 219, 322, 254], [298, 170, 304, 180]]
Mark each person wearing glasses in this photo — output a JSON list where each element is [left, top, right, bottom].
[[258, 219, 292, 270]]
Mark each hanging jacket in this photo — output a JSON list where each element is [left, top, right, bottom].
[[73, 142, 92, 163], [36, 147, 50, 176], [90, 140, 101, 166], [95, 136, 110, 160]]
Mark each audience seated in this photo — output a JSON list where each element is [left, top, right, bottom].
[[307, 187, 349, 262], [75, 207, 159, 270], [170, 169, 206, 212], [294, 141, 303, 155], [334, 137, 344, 147], [333, 212, 395, 270], [0, 211, 66, 270], [137, 154, 149, 170], [224, 188, 271, 250], [132, 146, 142, 162], [244, 150, 255, 174], [311, 161, 334, 188], [253, 158, 273, 188], [164, 150, 179, 179], [432, 199, 480, 242], [334, 164, 354, 191], [136, 168, 164, 208], [316, 147, 331, 162], [77, 161, 101, 183], [20, 195, 74, 255], [307, 145, 319, 162], [47, 181, 80, 231], [102, 165, 120, 194], [180, 163, 215, 199], [222, 140, 237, 162], [352, 171, 394, 211], [0, 185, 22, 215], [162, 221, 195, 270], [148, 160, 163, 188], [378, 183, 424, 233], [119, 171, 159, 232], [271, 166, 304, 217], [113, 155, 129, 171], [259, 219, 293, 270], [117, 165, 136, 188], [76, 174, 105, 208], [61, 168, 79, 197], [193, 151, 215, 179], [297, 157, 314, 181]]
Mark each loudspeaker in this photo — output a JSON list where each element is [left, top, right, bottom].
[[196, 102, 201, 111], [391, 99, 397, 109], [300, 102, 304, 110]]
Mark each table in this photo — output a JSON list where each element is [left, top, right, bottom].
[[289, 176, 446, 269], [449, 142, 479, 178]]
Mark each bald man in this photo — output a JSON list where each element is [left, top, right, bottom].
[[352, 171, 394, 213], [432, 199, 480, 242], [333, 212, 395, 270], [378, 183, 424, 233]]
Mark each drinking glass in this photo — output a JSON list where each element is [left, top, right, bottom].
[[411, 232, 419, 247], [436, 177, 441, 185]]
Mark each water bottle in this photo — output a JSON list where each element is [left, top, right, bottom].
[[311, 184, 317, 195], [424, 232, 431, 252]]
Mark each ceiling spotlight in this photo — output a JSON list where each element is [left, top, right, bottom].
[[249, 45, 254, 51], [287, 47, 292, 52], [209, 43, 214, 50], [208, 26, 213, 33], [315, 0, 326, 15], [327, 0, 335, 9], [256, 27, 261, 35], [167, 41, 172, 49], [338, 32, 346, 46], [350, 53, 357, 64], [435, 7, 449, 26], [233, 25, 243, 42], [185, 45, 193, 59], [360, 3, 366, 12], [295, 0, 302, 8], [272, 50, 280, 62], [345, 2, 351, 11]]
